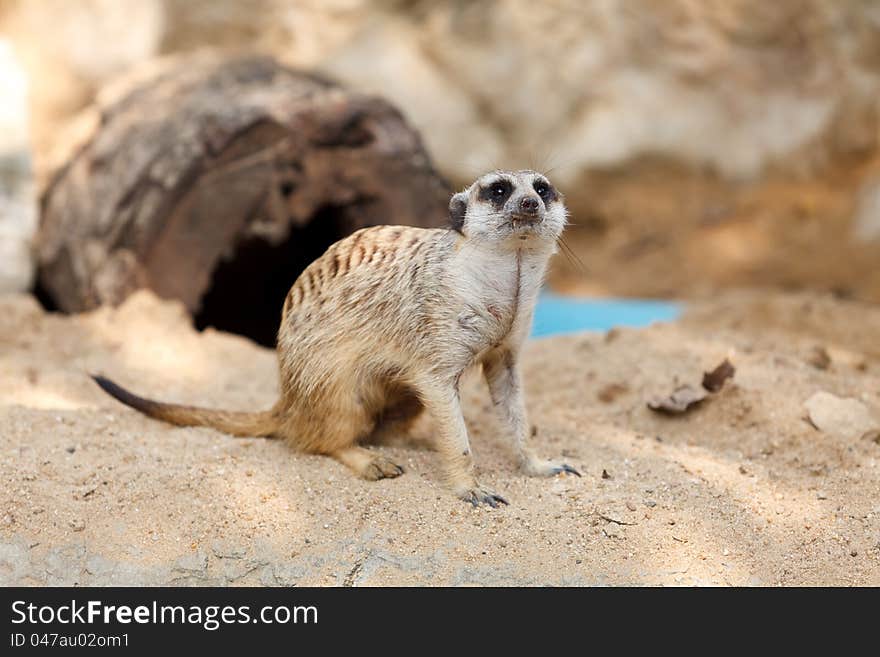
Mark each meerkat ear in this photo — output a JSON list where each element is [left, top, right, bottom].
[[449, 192, 467, 234]]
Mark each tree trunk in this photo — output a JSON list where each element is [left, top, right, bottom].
[[37, 54, 450, 345]]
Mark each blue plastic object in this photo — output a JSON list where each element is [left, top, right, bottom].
[[531, 292, 681, 338]]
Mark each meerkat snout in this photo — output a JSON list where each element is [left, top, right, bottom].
[[93, 169, 579, 508], [519, 196, 540, 215]]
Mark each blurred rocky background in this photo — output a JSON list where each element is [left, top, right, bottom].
[[0, 39, 35, 293], [2, 0, 880, 316]]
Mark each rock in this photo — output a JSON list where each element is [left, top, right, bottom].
[[804, 391, 878, 441], [44, 543, 87, 585], [173, 551, 208, 575], [0, 40, 37, 294], [854, 177, 880, 243], [263, 563, 305, 587], [220, 558, 267, 584], [0, 540, 31, 586], [320, 2, 880, 182], [807, 346, 832, 370], [10, 2, 880, 184], [211, 540, 248, 560], [597, 383, 629, 403]]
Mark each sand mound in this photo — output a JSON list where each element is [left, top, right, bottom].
[[1, 290, 878, 585]]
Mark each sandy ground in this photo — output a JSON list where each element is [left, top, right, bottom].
[[1, 290, 879, 586]]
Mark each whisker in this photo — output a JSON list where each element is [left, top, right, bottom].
[[556, 235, 590, 276]]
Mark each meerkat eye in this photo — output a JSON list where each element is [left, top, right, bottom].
[[534, 181, 550, 198], [479, 179, 513, 205]]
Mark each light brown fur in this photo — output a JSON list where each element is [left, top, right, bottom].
[[94, 170, 579, 506]]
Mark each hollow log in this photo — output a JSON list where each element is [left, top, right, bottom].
[[37, 54, 450, 345]]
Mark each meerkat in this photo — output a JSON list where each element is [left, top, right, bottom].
[[93, 169, 579, 506]]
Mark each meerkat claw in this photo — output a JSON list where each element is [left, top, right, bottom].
[[363, 456, 405, 481], [553, 464, 581, 477], [486, 494, 509, 508], [459, 487, 509, 508], [523, 458, 581, 478]]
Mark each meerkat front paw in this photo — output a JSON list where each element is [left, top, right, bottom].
[[455, 484, 509, 508], [522, 457, 581, 478]]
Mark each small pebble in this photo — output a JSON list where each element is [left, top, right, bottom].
[[807, 346, 831, 370]]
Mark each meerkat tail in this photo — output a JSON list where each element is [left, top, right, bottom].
[[90, 375, 278, 438]]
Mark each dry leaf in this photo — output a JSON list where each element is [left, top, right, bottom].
[[648, 358, 735, 415], [702, 358, 736, 392], [647, 385, 708, 414]]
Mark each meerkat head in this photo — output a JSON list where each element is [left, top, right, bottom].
[[448, 170, 567, 245]]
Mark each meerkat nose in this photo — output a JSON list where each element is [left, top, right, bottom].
[[520, 196, 540, 214]]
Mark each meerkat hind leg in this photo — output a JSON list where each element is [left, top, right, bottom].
[[309, 389, 404, 480], [368, 387, 425, 446], [331, 446, 404, 481]]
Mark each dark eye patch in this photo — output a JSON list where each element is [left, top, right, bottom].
[[533, 179, 557, 203], [478, 178, 513, 208]]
